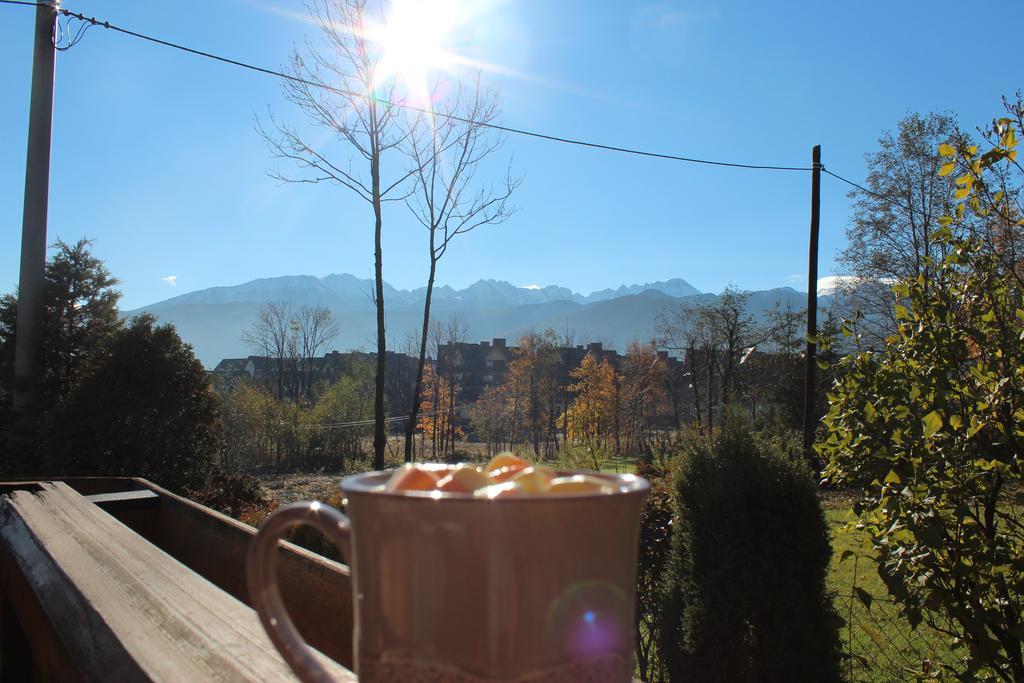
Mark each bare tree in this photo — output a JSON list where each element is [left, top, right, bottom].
[[657, 308, 703, 432], [657, 289, 786, 429], [401, 78, 518, 462], [243, 302, 293, 400], [428, 314, 471, 458], [258, 0, 418, 469], [837, 112, 967, 344], [295, 305, 340, 399]]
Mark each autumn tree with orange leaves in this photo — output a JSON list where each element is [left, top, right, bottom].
[[561, 352, 617, 450], [503, 331, 563, 457], [618, 342, 669, 454], [417, 364, 463, 459]]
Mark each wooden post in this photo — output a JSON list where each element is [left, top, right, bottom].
[[803, 145, 822, 458], [12, 1, 58, 414]]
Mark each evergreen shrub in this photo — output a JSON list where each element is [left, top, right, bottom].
[[657, 421, 842, 682]]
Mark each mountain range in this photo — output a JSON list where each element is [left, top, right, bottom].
[[124, 275, 813, 368]]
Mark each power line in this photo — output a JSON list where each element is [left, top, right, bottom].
[[821, 168, 879, 200], [41, 5, 812, 172], [55, 7, 96, 51], [821, 167, 914, 215], [298, 411, 441, 430], [6, 2, 910, 188]]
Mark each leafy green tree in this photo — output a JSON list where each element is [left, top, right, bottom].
[[45, 315, 222, 491], [658, 420, 842, 682], [219, 380, 279, 473], [634, 472, 674, 683], [821, 101, 1024, 680], [0, 239, 121, 469], [310, 360, 374, 468]]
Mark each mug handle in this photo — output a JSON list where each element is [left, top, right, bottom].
[[246, 502, 352, 683]]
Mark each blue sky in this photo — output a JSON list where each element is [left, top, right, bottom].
[[1, 0, 1020, 310]]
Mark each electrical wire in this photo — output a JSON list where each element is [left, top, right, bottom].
[[5, 1, 914, 188], [54, 11, 94, 51], [298, 411, 441, 430], [44, 6, 812, 172], [821, 167, 915, 215]]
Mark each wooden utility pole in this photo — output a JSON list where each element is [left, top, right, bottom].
[[803, 145, 822, 458], [13, 0, 58, 414]]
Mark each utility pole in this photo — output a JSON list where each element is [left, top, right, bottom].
[[803, 145, 822, 460], [12, 0, 58, 416]]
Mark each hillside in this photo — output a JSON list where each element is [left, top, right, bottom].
[[124, 275, 814, 367]]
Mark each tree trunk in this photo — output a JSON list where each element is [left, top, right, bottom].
[[305, 356, 314, 401], [613, 380, 621, 455], [689, 341, 703, 434], [371, 145, 386, 471], [723, 338, 736, 406], [432, 387, 439, 457], [665, 378, 681, 430], [276, 357, 284, 401], [705, 348, 714, 431], [404, 258, 436, 462], [448, 379, 456, 458], [510, 392, 520, 448]]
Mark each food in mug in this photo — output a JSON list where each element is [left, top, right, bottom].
[[483, 452, 528, 474], [385, 454, 615, 496], [384, 464, 443, 492], [547, 474, 615, 495], [435, 464, 491, 492], [511, 466, 557, 493], [487, 464, 528, 483]]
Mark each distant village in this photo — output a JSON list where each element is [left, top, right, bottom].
[[212, 337, 683, 410]]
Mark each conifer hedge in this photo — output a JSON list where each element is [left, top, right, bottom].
[[658, 422, 842, 681]]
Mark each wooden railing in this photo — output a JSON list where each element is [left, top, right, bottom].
[[0, 478, 356, 681]]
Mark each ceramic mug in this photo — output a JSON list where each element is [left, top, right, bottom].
[[246, 469, 649, 682]]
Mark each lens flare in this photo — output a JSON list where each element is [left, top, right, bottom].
[[546, 580, 629, 659], [371, 0, 460, 106]]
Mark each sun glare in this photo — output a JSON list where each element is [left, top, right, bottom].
[[375, 0, 461, 103]]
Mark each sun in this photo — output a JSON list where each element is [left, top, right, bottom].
[[374, 0, 461, 103]]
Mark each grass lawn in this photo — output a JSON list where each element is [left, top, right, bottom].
[[823, 494, 961, 681], [599, 456, 639, 474]]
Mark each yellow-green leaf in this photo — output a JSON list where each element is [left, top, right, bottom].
[[938, 143, 955, 157], [861, 622, 884, 647], [922, 410, 943, 437], [939, 162, 955, 176], [938, 215, 953, 226], [884, 469, 901, 485]]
